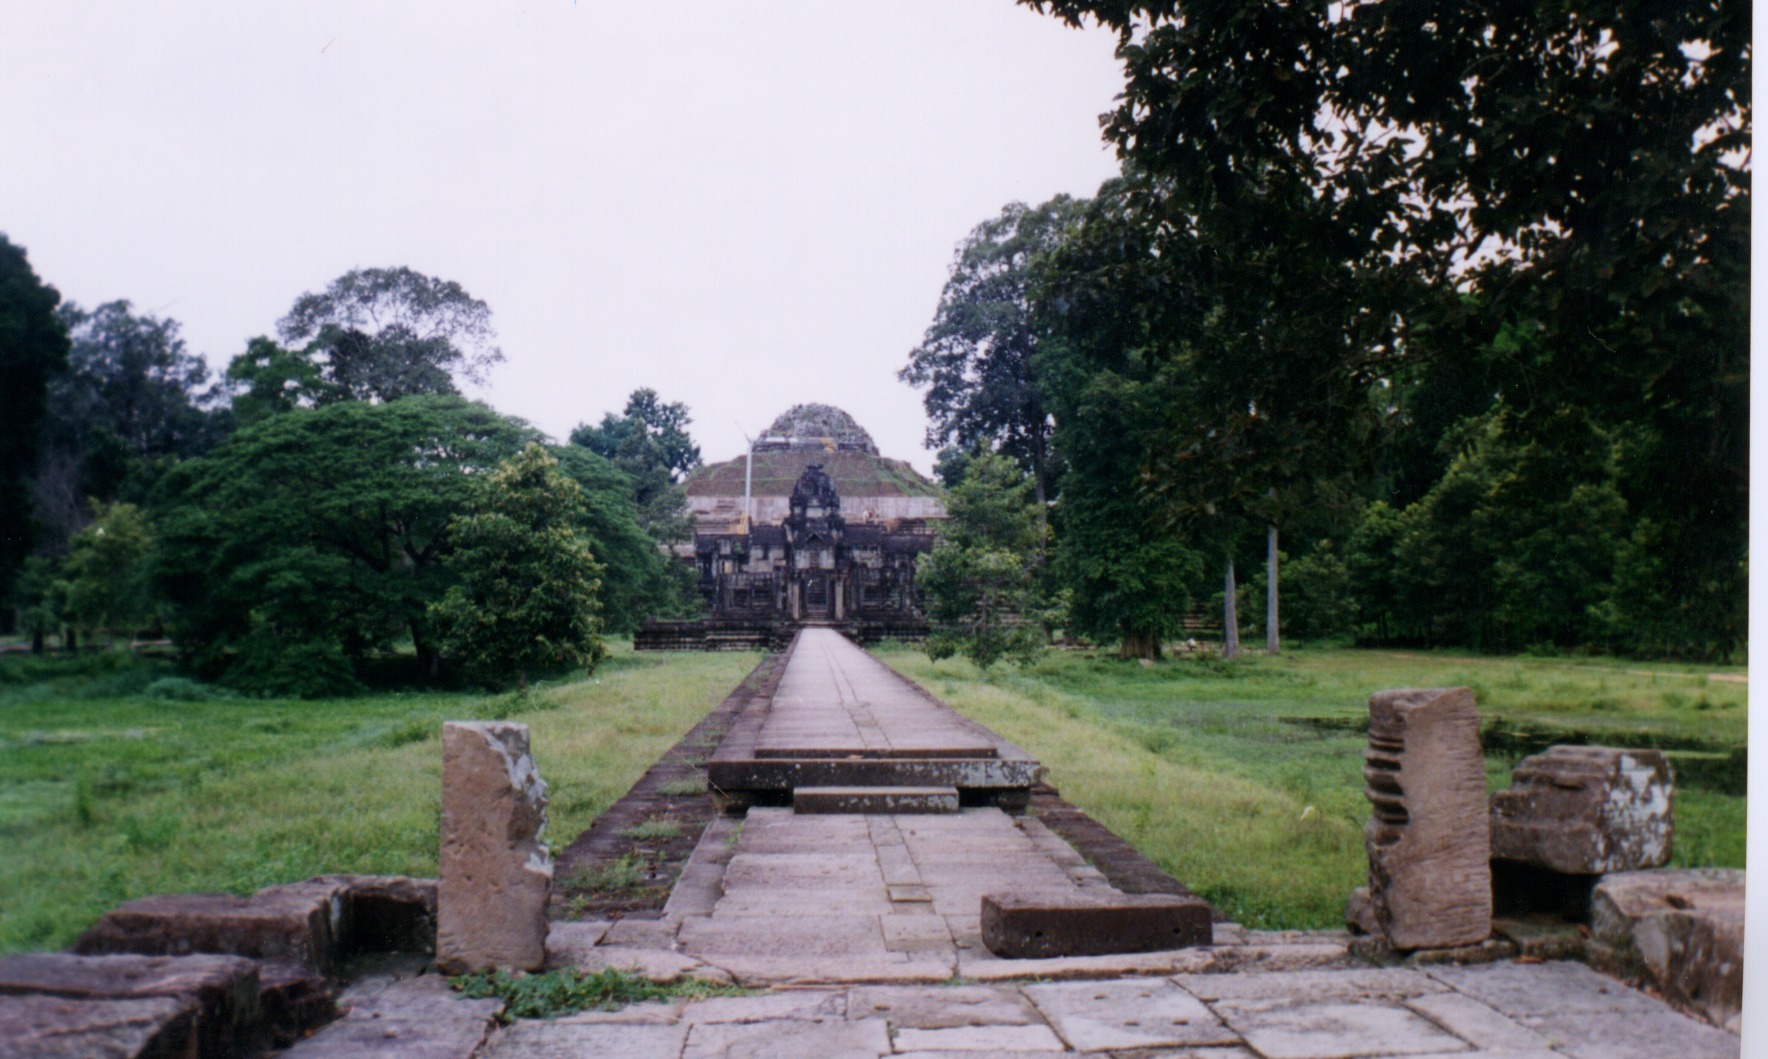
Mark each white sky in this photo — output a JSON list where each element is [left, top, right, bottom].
[[0, 1, 1125, 473]]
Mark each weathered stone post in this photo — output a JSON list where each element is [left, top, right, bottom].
[[1361, 687, 1491, 949], [436, 722, 552, 974]]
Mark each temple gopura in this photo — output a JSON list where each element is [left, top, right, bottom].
[[635, 404, 945, 650]]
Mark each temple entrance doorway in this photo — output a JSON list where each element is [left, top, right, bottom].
[[803, 575, 830, 618]]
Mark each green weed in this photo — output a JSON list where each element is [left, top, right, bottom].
[[659, 777, 707, 797], [452, 967, 747, 1021], [570, 854, 646, 894], [621, 818, 682, 842]]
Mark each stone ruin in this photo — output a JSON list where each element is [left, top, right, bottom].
[[1357, 687, 1493, 950], [436, 721, 552, 975], [1347, 687, 1742, 1031]]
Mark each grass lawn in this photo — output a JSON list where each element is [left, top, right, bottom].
[[0, 642, 760, 954], [877, 642, 1747, 931]]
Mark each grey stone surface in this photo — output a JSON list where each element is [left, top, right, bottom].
[[1489, 745, 1673, 873], [894, 1023, 1069, 1051], [1210, 996, 1469, 1059], [848, 983, 1039, 1028], [1024, 978, 1240, 1051], [0, 993, 194, 1059], [794, 786, 960, 814], [436, 721, 551, 975], [1173, 968, 1446, 1002], [278, 1013, 497, 1059], [682, 1016, 892, 1058], [1362, 687, 1491, 951], [482, 1020, 689, 1059], [1403, 991, 1552, 1050], [684, 988, 846, 1023]]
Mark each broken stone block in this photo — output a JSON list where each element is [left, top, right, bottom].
[[1590, 867, 1744, 1032], [1344, 886, 1379, 936], [0, 993, 197, 1059], [257, 961, 337, 1047], [979, 891, 1211, 958], [436, 721, 551, 974], [306, 874, 438, 955], [0, 951, 261, 1057], [72, 879, 348, 974], [1490, 745, 1674, 873], [1362, 687, 1491, 950]]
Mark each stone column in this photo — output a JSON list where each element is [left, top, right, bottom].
[[1363, 687, 1491, 949], [436, 722, 551, 974]]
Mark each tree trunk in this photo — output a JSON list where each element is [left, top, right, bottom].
[[30, 628, 44, 655], [517, 669, 528, 693], [1119, 629, 1162, 661], [1266, 521, 1280, 654], [64, 627, 77, 653], [1222, 561, 1240, 659]]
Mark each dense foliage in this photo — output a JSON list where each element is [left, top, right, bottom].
[[430, 444, 608, 689], [0, 235, 69, 605], [902, 0, 1748, 659], [918, 453, 1049, 669]]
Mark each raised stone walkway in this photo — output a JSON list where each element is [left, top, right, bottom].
[[479, 630, 1740, 1058]]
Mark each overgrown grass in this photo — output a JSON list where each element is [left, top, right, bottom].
[[0, 642, 760, 953], [878, 643, 1747, 931], [452, 967, 748, 1020]]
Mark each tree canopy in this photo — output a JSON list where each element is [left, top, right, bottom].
[[272, 266, 504, 403], [900, 197, 1086, 507], [918, 452, 1048, 670]]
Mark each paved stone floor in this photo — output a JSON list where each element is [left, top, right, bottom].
[[477, 631, 1740, 1058]]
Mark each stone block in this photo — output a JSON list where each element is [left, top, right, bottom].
[[1343, 886, 1378, 935], [0, 952, 261, 1057], [257, 961, 337, 1047], [0, 993, 197, 1059], [436, 721, 551, 974], [1362, 687, 1491, 950], [1490, 745, 1673, 873], [1590, 867, 1744, 1031], [307, 874, 438, 955], [979, 891, 1211, 958], [72, 880, 346, 974], [793, 785, 959, 814]]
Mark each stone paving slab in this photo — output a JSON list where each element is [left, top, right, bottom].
[[1023, 979, 1241, 1051], [1209, 995, 1469, 1059]]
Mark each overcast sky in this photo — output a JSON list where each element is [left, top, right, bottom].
[[1, 2, 1125, 473]]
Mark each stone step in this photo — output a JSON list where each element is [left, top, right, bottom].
[[980, 891, 1214, 958], [793, 786, 960, 814]]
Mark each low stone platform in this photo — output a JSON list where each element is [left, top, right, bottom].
[[794, 786, 960, 814]]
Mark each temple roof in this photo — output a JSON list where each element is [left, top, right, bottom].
[[756, 404, 878, 454], [685, 405, 940, 500]]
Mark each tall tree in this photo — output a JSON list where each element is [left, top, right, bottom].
[[430, 444, 607, 690], [0, 235, 69, 607], [59, 501, 156, 646], [276, 266, 504, 403], [901, 196, 1086, 509]]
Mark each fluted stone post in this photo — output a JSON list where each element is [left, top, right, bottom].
[[1362, 687, 1491, 949], [436, 722, 552, 973]]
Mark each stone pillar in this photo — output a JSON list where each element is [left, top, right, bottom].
[[436, 722, 551, 974], [1363, 687, 1491, 949]]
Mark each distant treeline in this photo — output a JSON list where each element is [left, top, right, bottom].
[[0, 256, 703, 693]]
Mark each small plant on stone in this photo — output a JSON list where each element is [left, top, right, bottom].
[[570, 854, 646, 894], [621, 817, 682, 842], [452, 967, 747, 1020], [658, 777, 706, 797]]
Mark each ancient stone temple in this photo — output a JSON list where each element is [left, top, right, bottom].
[[636, 404, 944, 650]]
